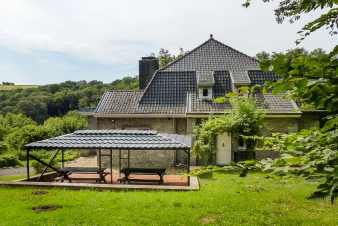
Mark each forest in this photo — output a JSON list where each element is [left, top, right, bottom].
[[0, 76, 138, 123]]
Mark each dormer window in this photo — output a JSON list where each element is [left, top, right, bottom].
[[202, 88, 209, 97], [199, 87, 212, 100], [197, 71, 214, 100]]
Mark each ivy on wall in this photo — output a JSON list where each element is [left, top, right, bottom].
[[193, 94, 265, 163]]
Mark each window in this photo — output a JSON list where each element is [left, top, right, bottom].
[[202, 88, 209, 97]]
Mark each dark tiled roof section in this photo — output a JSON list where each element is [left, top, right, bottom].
[[95, 90, 186, 115], [140, 71, 197, 104], [95, 90, 142, 114], [187, 92, 299, 114], [74, 130, 157, 135], [188, 92, 232, 113], [248, 70, 280, 86], [230, 71, 251, 84], [137, 103, 186, 114], [256, 93, 299, 113], [25, 130, 190, 150], [197, 71, 214, 86], [161, 38, 259, 73], [213, 71, 233, 98]]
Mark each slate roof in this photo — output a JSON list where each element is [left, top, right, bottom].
[[95, 90, 142, 114], [197, 71, 215, 86], [248, 70, 280, 86], [95, 90, 186, 115], [161, 37, 259, 73], [140, 71, 196, 104], [95, 36, 300, 116], [25, 130, 190, 150]]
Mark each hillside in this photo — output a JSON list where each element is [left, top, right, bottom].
[[0, 85, 39, 91], [0, 77, 138, 122]]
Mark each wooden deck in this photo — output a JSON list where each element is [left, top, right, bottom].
[[67, 172, 189, 186]]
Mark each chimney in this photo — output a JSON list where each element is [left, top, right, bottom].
[[139, 56, 159, 90]]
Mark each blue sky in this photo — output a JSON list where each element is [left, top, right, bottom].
[[0, 0, 336, 85]]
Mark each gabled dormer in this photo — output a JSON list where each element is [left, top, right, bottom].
[[197, 71, 214, 100]]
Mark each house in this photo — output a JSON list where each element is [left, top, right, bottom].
[[89, 35, 320, 166]]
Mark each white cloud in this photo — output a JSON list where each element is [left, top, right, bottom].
[[0, 0, 336, 67]]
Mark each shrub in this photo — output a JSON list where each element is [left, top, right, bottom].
[[0, 154, 21, 168]]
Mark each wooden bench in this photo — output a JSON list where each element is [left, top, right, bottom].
[[58, 167, 108, 183], [119, 168, 166, 184]]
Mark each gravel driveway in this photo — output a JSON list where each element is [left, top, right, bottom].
[[0, 167, 35, 176]]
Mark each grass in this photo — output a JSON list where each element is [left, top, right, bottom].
[[0, 173, 337, 226], [0, 175, 26, 181], [0, 85, 39, 91]]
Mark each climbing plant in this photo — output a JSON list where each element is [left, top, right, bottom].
[[193, 94, 265, 163]]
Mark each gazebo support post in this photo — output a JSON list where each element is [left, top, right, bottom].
[[61, 149, 64, 168], [119, 149, 122, 178], [187, 149, 190, 186], [110, 149, 113, 184], [98, 149, 101, 170], [26, 148, 30, 181], [127, 149, 130, 168]]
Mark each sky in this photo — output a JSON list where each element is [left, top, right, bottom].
[[0, 0, 336, 85]]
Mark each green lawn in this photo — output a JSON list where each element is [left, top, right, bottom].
[[0, 173, 336, 226], [0, 85, 39, 91], [0, 175, 26, 182]]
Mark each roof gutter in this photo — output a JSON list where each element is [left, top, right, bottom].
[[186, 112, 302, 118], [94, 113, 187, 118]]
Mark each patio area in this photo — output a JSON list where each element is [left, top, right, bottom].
[[0, 130, 199, 191]]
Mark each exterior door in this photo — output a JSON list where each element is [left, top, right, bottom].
[[216, 132, 232, 165]]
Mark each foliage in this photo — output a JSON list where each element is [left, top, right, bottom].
[[260, 128, 338, 204], [0, 77, 138, 122], [1, 112, 87, 165], [155, 48, 186, 68], [256, 47, 338, 203], [3, 125, 49, 160], [257, 48, 338, 112], [193, 96, 265, 163], [0, 113, 36, 144], [44, 111, 88, 137], [0, 173, 337, 225], [0, 154, 21, 168], [243, 0, 338, 44]]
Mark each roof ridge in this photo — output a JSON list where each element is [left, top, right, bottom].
[[109, 89, 143, 92], [158, 38, 212, 72]]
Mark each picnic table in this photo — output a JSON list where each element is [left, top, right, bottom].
[[58, 167, 108, 183], [119, 167, 166, 184]]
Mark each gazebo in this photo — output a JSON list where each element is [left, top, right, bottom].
[[24, 130, 192, 186]]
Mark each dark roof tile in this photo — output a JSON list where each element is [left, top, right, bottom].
[[25, 130, 190, 150]]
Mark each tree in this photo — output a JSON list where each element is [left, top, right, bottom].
[[157, 48, 185, 68], [44, 112, 88, 137], [257, 48, 338, 203], [4, 124, 49, 159], [0, 77, 138, 122], [242, 0, 338, 204], [0, 113, 36, 153], [243, 0, 338, 45]]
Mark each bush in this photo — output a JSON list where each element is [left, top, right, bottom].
[[0, 154, 21, 168]]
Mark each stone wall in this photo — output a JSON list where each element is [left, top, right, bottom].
[[262, 118, 299, 135], [99, 149, 179, 169], [95, 117, 187, 134], [93, 118, 188, 168], [298, 112, 321, 130]]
